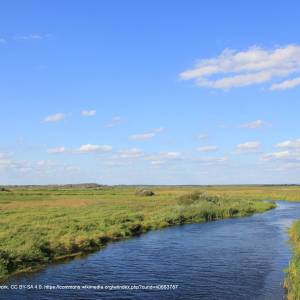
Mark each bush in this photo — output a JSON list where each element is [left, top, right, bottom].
[[0, 187, 10, 192], [135, 189, 155, 196], [177, 191, 219, 205]]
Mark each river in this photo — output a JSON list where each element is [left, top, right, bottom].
[[2, 201, 300, 299]]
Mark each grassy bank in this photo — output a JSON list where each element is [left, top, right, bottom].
[[285, 221, 300, 299], [0, 185, 289, 280]]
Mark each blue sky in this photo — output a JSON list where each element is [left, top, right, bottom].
[[1, 0, 300, 184]]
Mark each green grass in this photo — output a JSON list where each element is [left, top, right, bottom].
[[285, 221, 300, 299], [1, 185, 297, 280]]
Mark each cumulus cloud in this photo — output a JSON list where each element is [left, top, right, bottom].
[[0, 152, 80, 177], [64, 166, 80, 172], [197, 145, 218, 152], [262, 151, 292, 160], [194, 156, 229, 165], [145, 151, 182, 165], [117, 148, 144, 159], [104, 148, 145, 166], [270, 76, 300, 90], [196, 133, 208, 140], [0, 152, 11, 159], [81, 110, 96, 117], [180, 44, 300, 90], [261, 140, 300, 171], [240, 119, 269, 129], [48, 144, 113, 154], [235, 141, 261, 153], [34, 160, 80, 176], [0, 155, 32, 174], [47, 147, 67, 154], [261, 151, 300, 170], [44, 113, 66, 123], [0, 153, 12, 167], [77, 144, 112, 153], [129, 127, 164, 141], [105, 116, 123, 128], [130, 132, 155, 140], [276, 138, 300, 149], [37, 160, 58, 167], [104, 149, 180, 167]]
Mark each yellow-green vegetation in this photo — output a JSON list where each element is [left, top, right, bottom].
[[285, 221, 300, 300], [2, 184, 298, 280]]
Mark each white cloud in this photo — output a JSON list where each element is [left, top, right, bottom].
[[180, 44, 300, 90], [105, 116, 122, 128], [0, 153, 12, 167], [240, 119, 269, 129], [64, 166, 80, 172], [81, 110, 96, 117], [37, 160, 58, 167], [104, 149, 181, 167], [47, 147, 67, 154], [197, 145, 218, 152], [262, 151, 292, 160], [77, 144, 112, 153], [44, 113, 66, 123], [276, 138, 300, 149], [129, 127, 164, 141], [196, 133, 208, 140], [160, 152, 181, 159], [104, 148, 144, 166], [0, 152, 81, 178], [261, 142, 300, 171], [270, 76, 300, 90], [117, 148, 144, 159], [0, 155, 33, 174], [34, 160, 80, 176], [273, 162, 300, 171], [0, 152, 12, 159], [130, 132, 155, 140], [194, 156, 229, 165], [14, 34, 52, 41], [48, 144, 113, 154], [103, 161, 129, 167], [145, 151, 182, 165], [261, 151, 300, 171], [16, 34, 43, 40], [235, 141, 261, 153]]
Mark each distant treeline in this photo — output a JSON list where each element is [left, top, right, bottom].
[[0, 183, 107, 189], [0, 183, 300, 190]]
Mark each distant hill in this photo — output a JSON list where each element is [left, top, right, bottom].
[[0, 183, 107, 189]]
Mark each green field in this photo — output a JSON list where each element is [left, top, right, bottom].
[[1, 185, 300, 282]]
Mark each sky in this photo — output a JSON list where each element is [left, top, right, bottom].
[[0, 0, 300, 185]]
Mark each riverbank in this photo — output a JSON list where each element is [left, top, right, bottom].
[[284, 221, 300, 299], [0, 186, 279, 280]]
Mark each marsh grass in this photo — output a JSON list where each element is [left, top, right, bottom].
[[0, 185, 295, 280], [284, 221, 300, 299]]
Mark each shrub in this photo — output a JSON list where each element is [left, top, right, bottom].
[[135, 189, 155, 196], [177, 191, 219, 205]]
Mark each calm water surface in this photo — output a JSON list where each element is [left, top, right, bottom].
[[2, 201, 300, 300]]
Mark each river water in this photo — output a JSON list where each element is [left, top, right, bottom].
[[2, 201, 300, 300]]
